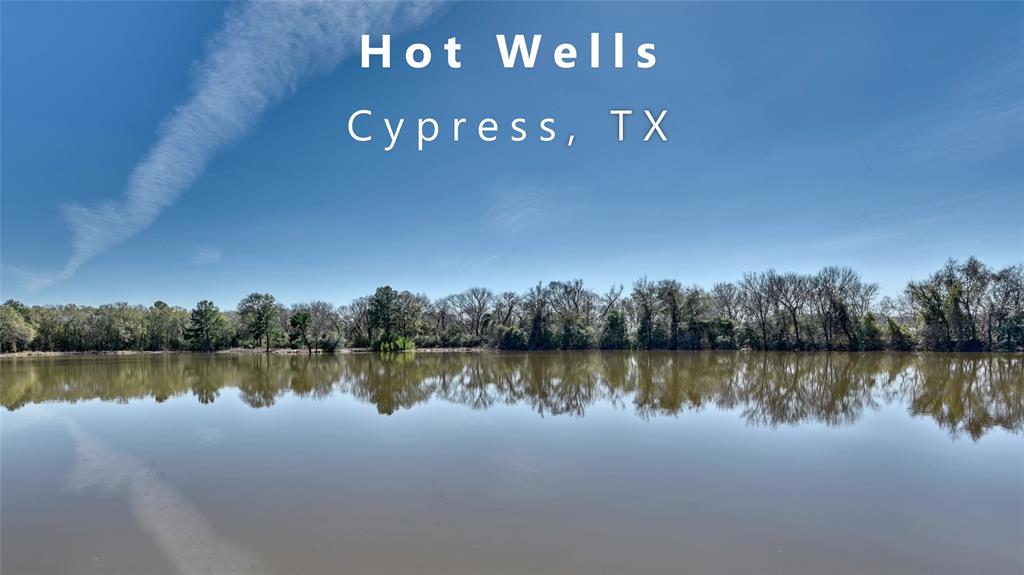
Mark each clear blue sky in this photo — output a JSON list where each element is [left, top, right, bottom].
[[2, 1, 1021, 307]]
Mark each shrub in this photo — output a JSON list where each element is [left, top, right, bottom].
[[496, 326, 528, 350], [374, 336, 415, 352]]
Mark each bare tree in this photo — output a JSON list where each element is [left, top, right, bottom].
[[711, 282, 741, 324], [454, 287, 494, 340], [426, 296, 457, 340], [985, 265, 1024, 350], [632, 277, 660, 349], [769, 272, 810, 348], [493, 291, 521, 327], [740, 272, 773, 349], [340, 297, 372, 348], [305, 300, 340, 348], [549, 280, 598, 327], [598, 285, 624, 318]]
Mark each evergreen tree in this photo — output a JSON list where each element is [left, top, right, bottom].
[[600, 309, 629, 349], [237, 293, 280, 352], [184, 300, 224, 352], [289, 310, 313, 353]]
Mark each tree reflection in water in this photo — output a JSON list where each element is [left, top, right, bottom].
[[2, 352, 1020, 439]]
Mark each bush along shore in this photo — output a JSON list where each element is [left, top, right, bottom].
[[1, 257, 1021, 354]]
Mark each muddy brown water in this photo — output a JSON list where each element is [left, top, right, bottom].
[[2, 351, 1021, 574]]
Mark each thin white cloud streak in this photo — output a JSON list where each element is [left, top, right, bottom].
[[191, 245, 223, 266], [896, 34, 1023, 163], [40, 1, 441, 289], [485, 192, 550, 234], [484, 185, 583, 235]]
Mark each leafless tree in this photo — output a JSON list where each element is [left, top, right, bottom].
[[454, 287, 494, 340], [712, 282, 741, 323], [549, 279, 598, 327], [598, 285, 624, 318], [740, 272, 773, 349], [493, 291, 521, 327], [769, 272, 811, 348]]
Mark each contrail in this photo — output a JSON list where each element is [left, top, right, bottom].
[[36, 1, 441, 289]]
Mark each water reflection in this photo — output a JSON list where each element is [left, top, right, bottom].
[[61, 416, 260, 574], [2, 352, 1021, 439]]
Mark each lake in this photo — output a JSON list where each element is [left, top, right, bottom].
[[1, 351, 1021, 574]]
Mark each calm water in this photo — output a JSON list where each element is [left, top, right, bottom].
[[1, 351, 1021, 575]]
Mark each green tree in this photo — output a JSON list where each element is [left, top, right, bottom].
[[0, 302, 36, 353], [496, 325, 528, 350], [368, 286, 418, 351], [524, 283, 553, 350], [657, 280, 684, 349], [600, 309, 629, 349], [93, 303, 146, 350], [886, 318, 914, 351], [145, 301, 187, 350], [3, 299, 32, 323], [857, 313, 884, 351], [237, 293, 280, 352], [632, 277, 660, 350], [559, 318, 593, 350], [184, 300, 224, 351], [368, 286, 401, 346], [289, 310, 313, 354]]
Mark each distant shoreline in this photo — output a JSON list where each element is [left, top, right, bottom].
[[0, 347, 490, 358], [4, 258, 1021, 354], [1, 348, 1013, 358]]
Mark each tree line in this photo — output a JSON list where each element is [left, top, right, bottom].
[[1, 257, 1021, 354]]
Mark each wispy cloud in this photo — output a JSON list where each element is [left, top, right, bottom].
[[3, 266, 58, 295], [30, 1, 441, 291], [486, 197, 547, 233], [484, 186, 571, 234], [812, 214, 948, 252], [894, 25, 1023, 164], [191, 246, 223, 266], [801, 191, 985, 253]]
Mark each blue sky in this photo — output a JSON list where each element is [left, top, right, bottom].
[[2, 1, 1022, 307]]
